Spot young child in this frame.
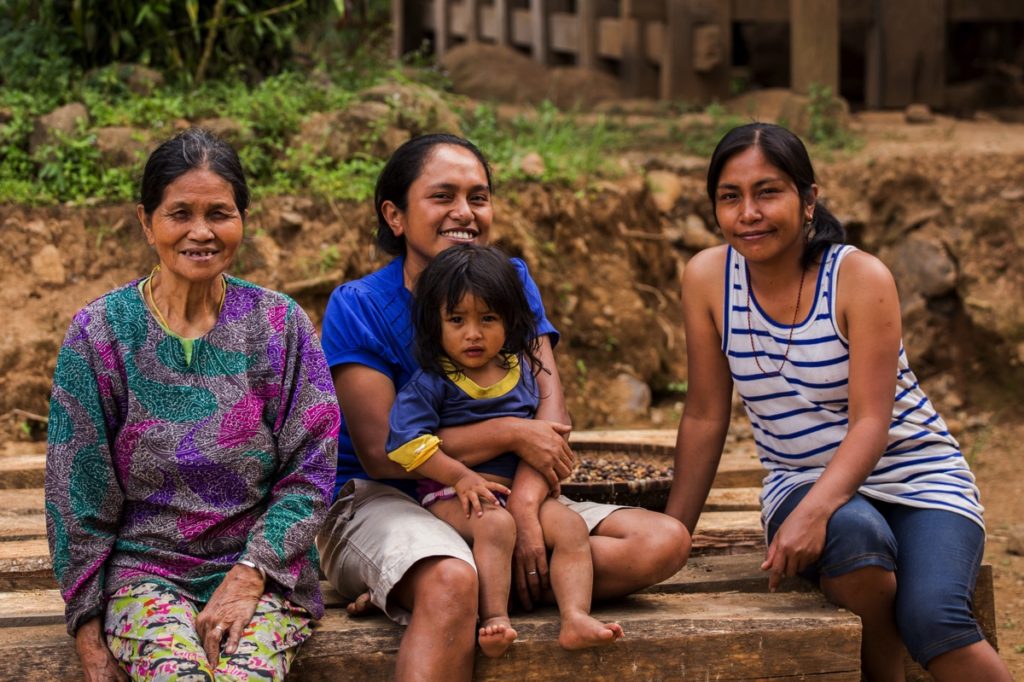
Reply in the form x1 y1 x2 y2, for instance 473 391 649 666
386 244 624 657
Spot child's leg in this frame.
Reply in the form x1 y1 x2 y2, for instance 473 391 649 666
429 498 518 657
538 499 624 650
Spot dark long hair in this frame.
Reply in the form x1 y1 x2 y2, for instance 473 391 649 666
706 123 844 269
374 134 493 256
412 244 543 378
139 128 249 217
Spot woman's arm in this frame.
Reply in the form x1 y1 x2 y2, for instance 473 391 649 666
199 308 339 655
45 313 125 638
760 252 900 588
438 335 574 486
664 249 735 533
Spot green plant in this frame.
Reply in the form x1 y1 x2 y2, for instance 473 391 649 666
666 381 688 395
318 244 341 273
33 127 137 204
805 83 861 152
460 101 626 185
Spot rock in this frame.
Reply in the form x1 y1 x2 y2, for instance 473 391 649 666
441 43 549 105
0 107 12 125
30 245 66 286
1000 188 1024 201
94 126 151 166
666 214 721 252
291 101 395 164
30 103 89 154
361 82 462 135
777 92 850 140
882 232 957 300
723 88 794 121
904 103 934 124
195 117 251 145
605 372 652 421
1007 526 1024 556
519 152 545 178
279 211 305 229
240 233 281 273
647 171 683 213
123 64 165 95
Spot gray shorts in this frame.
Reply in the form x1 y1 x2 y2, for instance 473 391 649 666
316 478 623 624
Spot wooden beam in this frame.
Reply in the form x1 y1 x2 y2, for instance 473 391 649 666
790 0 839 95
494 0 510 45
577 0 598 68
869 0 946 107
619 1 659 97
0 592 862 680
433 0 449 57
0 454 45 489
531 0 552 64
464 0 479 41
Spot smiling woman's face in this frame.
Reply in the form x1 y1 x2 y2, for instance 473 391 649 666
384 144 493 280
139 167 244 286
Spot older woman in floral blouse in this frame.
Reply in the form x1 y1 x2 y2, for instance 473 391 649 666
45 128 338 681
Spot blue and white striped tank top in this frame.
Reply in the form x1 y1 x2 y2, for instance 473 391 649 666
723 243 983 530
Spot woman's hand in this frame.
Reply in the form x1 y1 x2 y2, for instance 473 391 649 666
75 617 127 682
512 420 574 495
452 472 511 518
760 503 829 591
509 508 549 610
195 564 265 665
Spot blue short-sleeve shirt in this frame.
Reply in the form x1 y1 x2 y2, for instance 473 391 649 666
321 254 558 498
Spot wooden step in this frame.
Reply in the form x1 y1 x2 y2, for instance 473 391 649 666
0 591 862 681
0 455 45 490
0 510 768 592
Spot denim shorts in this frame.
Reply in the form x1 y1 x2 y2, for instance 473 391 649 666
767 483 986 668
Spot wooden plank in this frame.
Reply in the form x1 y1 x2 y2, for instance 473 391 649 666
0 592 862 680
870 0 946 107
0 454 46 489
0 539 55 591
660 0 690 100
0 589 64 627
705 486 760 511
790 0 839 95
464 0 479 41
577 0 598 68
692 510 763 555
494 0 510 45
434 0 449 57
548 12 578 54
948 0 1024 21
0 488 43 515
619 1 659 97
530 0 552 64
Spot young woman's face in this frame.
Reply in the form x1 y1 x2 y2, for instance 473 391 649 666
440 292 506 372
713 146 816 265
385 144 493 279
138 168 244 285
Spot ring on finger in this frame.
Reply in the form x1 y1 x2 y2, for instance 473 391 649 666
527 570 538 576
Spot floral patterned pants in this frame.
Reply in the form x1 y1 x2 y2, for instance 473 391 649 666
104 582 312 681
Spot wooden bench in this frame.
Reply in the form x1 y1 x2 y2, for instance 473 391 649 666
0 432 1001 680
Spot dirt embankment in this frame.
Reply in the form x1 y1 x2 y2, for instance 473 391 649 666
2 111 1024 675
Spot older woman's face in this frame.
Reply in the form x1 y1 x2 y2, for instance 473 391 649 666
139 168 244 285
387 144 493 278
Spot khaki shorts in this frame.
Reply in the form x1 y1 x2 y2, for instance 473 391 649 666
316 478 623 625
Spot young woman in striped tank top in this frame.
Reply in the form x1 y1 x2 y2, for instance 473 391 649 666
665 123 1010 681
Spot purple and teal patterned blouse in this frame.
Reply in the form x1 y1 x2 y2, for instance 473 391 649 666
45 276 339 635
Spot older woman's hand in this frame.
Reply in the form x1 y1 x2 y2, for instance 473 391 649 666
75 617 128 682
196 564 265 665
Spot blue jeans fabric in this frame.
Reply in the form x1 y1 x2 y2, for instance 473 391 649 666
766 483 986 668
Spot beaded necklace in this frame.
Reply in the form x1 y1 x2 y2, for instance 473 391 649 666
747 265 807 376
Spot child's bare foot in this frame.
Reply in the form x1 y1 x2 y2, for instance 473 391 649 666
345 592 378 617
558 611 624 650
478 617 518 658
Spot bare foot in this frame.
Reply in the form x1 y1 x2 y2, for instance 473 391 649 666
345 592 378 617
478 617 518 658
558 611 624 650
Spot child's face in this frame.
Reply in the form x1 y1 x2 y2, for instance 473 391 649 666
441 293 506 371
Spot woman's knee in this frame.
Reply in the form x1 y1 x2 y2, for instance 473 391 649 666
403 557 479 618
895 582 982 665
601 510 691 576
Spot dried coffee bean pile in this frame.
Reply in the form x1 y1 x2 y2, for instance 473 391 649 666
569 453 673 482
